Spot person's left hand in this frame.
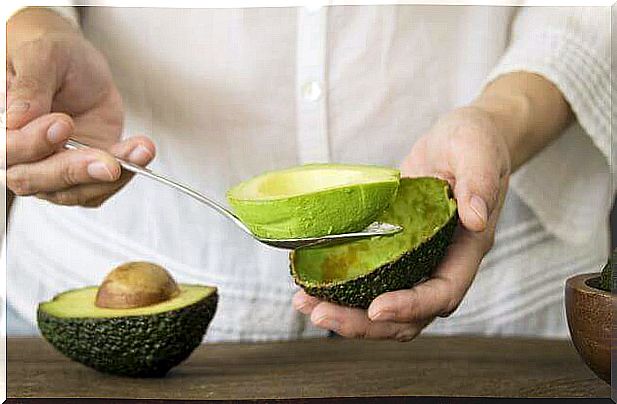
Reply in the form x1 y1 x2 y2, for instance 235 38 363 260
293 106 511 341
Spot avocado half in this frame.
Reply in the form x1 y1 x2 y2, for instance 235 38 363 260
227 163 400 239
291 177 458 308
37 262 218 377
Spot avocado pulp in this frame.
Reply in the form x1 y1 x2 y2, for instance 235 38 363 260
291 177 458 308
37 262 218 378
40 285 214 318
227 163 400 239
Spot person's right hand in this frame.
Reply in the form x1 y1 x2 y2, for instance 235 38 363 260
6 12 155 207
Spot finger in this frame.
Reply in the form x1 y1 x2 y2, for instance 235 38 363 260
109 135 156 166
6 113 74 166
7 40 59 129
399 137 429 177
368 226 485 323
36 174 131 208
7 149 121 196
34 136 156 207
368 279 461 324
451 156 502 233
292 290 321 315
402 134 501 233
69 88 124 149
444 119 511 233
310 301 422 341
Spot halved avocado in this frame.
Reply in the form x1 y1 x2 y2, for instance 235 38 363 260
291 177 458 308
227 163 400 239
37 262 218 377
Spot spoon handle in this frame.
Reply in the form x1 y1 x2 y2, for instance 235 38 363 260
64 138 251 234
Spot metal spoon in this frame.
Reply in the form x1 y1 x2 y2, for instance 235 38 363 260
64 138 402 249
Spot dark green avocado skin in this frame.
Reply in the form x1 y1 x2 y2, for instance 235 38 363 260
599 248 615 293
37 292 218 377
292 213 458 309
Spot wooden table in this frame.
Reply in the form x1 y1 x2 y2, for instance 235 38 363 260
7 336 612 402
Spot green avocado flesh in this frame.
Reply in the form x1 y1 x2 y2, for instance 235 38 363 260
227 164 400 239
291 177 458 308
37 285 218 377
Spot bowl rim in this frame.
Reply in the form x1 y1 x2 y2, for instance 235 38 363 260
566 272 614 299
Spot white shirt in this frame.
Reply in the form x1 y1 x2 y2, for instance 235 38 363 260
7 4 613 341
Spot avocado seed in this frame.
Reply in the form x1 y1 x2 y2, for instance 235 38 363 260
95 262 180 309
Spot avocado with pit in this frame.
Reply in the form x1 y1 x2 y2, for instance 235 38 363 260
37 262 218 377
291 177 458 308
227 163 400 239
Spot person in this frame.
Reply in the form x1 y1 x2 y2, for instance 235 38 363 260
5 4 613 341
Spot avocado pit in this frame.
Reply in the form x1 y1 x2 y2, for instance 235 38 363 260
95 261 180 309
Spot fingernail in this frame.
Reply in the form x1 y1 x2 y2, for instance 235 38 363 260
470 195 488 224
87 161 115 181
315 316 340 331
370 310 395 322
8 100 30 115
47 121 71 144
128 145 153 164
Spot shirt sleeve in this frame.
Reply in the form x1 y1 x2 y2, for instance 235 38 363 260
485 6 614 246
5 2 79 28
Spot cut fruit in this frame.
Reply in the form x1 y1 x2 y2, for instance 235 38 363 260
37 262 218 377
227 163 400 239
39 284 215 319
291 177 458 308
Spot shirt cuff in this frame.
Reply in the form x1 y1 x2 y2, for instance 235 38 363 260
484 29 613 246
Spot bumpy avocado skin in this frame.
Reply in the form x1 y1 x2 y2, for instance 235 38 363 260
599 249 615 293
37 292 218 377
291 213 457 309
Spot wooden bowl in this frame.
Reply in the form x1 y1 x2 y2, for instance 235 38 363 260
565 273 615 383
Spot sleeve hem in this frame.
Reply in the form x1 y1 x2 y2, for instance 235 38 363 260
485 29 611 170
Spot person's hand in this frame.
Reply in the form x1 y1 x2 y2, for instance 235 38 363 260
293 106 511 341
5 10 155 207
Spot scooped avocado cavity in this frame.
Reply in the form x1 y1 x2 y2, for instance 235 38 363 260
291 177 458 308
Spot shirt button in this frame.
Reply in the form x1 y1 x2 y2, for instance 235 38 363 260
302 81 322 102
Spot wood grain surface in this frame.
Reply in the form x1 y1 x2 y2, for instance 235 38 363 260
7 336 611 400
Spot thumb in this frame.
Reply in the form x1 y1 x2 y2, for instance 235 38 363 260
7 41 59 129
453 166 501 233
